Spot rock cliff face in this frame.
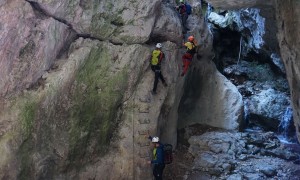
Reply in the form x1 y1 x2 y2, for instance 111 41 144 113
206 0 300 142
206 0 273 10
0 1 185 179
275 0 300 142
2 0 300 179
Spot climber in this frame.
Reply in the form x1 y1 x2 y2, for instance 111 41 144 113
181 35 197 76
147 136 165 180
176 0 189 33
150 43 167 95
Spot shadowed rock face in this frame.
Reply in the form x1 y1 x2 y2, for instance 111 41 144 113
275 0 300 142
178 59 243 130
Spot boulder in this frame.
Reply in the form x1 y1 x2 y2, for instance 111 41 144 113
152 3 183 45
248 88 290 130
178 60 243 130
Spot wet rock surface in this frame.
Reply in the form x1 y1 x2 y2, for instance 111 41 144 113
165 125 300 180
223 59 292 134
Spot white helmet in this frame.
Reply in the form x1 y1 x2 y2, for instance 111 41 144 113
152 136 159 143
156 43 162 49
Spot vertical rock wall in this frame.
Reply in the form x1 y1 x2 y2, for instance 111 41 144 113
275 0 300 142
0 0 184 179
0 0 260 179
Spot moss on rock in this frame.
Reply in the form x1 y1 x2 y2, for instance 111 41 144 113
67 44 129 166
20 100 38 139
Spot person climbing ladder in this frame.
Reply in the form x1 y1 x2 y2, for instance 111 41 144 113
176 0 189 33
150 43 167 95
181 35 197 76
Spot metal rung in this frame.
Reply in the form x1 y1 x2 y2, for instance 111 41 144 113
139 97 151 103
138 130 149 135
138 103 149 113
138 119 151 124
137 141 150 147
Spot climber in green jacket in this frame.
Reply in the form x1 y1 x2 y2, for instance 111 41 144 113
150 43 167 95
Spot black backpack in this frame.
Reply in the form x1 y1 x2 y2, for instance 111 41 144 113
163 144 173 164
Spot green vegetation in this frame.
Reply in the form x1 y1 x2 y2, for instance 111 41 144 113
20 101 37 139
91 14 114 38
68 44 129 166
17 100 38 179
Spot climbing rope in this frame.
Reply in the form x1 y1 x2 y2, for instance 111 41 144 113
237 36 242 66
131 105 135 179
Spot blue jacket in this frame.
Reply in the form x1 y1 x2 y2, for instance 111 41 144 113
149 136 164 165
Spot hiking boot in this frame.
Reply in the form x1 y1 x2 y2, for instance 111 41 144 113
163 82 168 87
151 90 157 95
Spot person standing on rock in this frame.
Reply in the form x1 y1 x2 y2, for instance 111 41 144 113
181 35 197 76
150 43 167 95
147 136 165 180
176 0 189 33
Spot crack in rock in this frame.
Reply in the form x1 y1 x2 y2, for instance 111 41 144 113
25 0 124 46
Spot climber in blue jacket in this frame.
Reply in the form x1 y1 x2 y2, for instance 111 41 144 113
147 136 165 180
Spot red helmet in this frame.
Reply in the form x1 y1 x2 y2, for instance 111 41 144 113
188 36 194 42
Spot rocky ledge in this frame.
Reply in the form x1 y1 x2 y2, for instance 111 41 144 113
165 125 300 180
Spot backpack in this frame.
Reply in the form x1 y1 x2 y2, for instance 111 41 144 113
163 144 173 164
185 3 192 15
151 49 163 65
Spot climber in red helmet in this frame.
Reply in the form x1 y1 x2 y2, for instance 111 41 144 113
181 35 197 76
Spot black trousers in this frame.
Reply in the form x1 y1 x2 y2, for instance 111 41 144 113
181 13 188 33
151 65 166 93
153 164 165 180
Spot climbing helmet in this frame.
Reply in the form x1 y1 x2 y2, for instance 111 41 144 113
156 43 162 48
152 136 159 143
